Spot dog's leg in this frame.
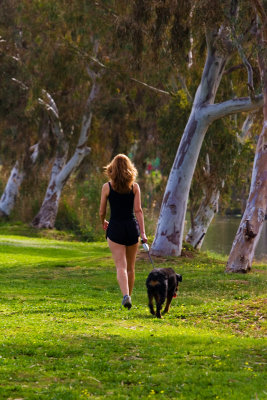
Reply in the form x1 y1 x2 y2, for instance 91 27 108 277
156 281 169 318
148 291 155 315
155 293 165 319
163 294 172 314
156 301 164 318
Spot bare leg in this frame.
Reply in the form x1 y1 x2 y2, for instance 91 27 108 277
126 242 138 296
107 238 128 296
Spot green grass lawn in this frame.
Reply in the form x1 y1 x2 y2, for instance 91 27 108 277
0 229 266 399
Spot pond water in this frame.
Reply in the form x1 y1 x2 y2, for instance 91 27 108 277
185 215 267 261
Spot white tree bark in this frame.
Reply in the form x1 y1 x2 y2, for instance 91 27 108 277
185 162 221 250
186 187 220 249
0 81 53 219
32 77 99 229
226 124 267 272
0 132 46 218
186 111 255 249
0 161 25 218
151 30 263 257
31 142 69 229
226 3 267 272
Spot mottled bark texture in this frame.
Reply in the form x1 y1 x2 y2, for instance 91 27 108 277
226 4 267 272
0 104 51 218
187 113 254 250
0 136 45 218
31 142 69 229
225 130 267 272
0 161 25 218
186 186 220 249
151 29 263 257
32 78 99 229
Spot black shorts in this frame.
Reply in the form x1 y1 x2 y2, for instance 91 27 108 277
106 218 140 246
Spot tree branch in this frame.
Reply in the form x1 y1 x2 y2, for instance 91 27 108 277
89 54 171 95
66 42 171 96
205 95 263 122
56 145 91 186
78 80 100 148
177 74 193 102
40 90 59 119
230 25 256 99
224 63 245 75
250 0 267 20
129 77 171 95
57 41 102 185
11 77 28 90
237 112 256 143
203 153 210 176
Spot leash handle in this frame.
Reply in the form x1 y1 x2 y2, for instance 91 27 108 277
141 239 149 252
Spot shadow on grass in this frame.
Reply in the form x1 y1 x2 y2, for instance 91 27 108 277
0 328 266 400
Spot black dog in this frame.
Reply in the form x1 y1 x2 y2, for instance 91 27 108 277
146 268 182 318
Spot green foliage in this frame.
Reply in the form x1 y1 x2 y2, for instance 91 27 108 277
157 89 191 175
115 1 193 69
0 232 266 399
53 172 107 242
55 200 81 232
0 0 263 238
157 83 258 216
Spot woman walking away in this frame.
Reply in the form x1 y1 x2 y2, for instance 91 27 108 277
99 154 147 309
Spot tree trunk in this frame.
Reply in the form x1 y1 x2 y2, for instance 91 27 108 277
225 128 267 272
151 113 211 256
0 142 42 218
185 186 220 249
32 78 99 229
31 138 92 228
186 112 254 250
0 161 25 218
226 3 267 272
31 143 69 229
151 30 263 257
0 115 49 219
151 33 227 256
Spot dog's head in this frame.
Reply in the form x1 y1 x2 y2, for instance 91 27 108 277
173 273 182 298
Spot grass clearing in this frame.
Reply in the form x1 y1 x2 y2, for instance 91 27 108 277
0 228 266 399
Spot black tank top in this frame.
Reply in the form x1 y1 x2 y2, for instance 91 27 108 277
108 182 135 221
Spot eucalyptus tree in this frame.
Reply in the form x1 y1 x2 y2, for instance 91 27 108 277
157 90 257 250
0 1 58 217
113 0 264 256
226 0 267 272
185 113 257 249
0 3 46 218
152 1 264 256
0 116 50 218
1 0 164 224
31 66 101 229
0 0 109 226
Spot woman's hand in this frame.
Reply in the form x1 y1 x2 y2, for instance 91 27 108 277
141 233 148 243
103 220 109 231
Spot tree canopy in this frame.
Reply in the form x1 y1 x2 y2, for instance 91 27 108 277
0 0 265 263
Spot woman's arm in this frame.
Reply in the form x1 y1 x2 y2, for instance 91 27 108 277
133 183 147 243
99 183 109 230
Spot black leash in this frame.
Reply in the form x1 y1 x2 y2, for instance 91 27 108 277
141 239 156 269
